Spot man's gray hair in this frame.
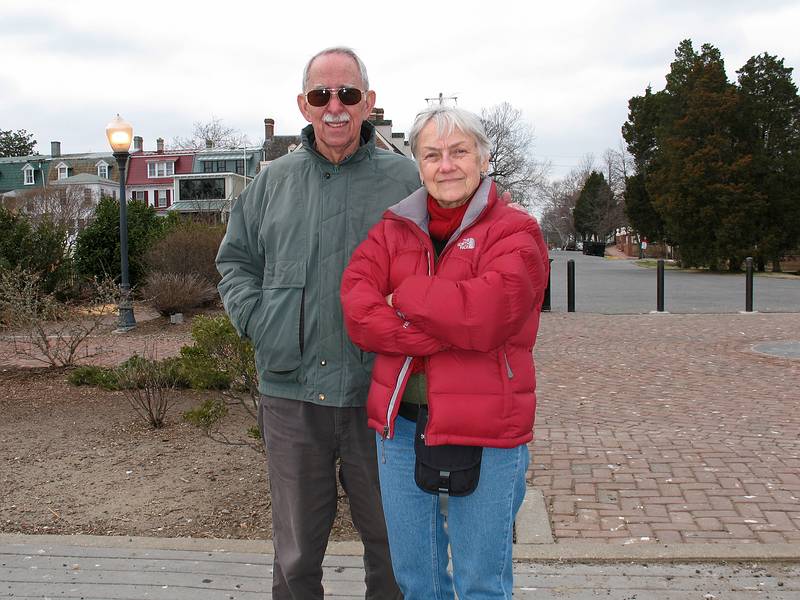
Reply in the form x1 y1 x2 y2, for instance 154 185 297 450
409 106 491 163
301 47 369 91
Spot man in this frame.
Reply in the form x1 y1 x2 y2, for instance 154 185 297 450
216 47 419 599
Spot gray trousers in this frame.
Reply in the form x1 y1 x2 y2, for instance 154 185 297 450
258 395 402 600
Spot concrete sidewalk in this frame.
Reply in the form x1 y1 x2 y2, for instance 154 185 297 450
3 533 800 599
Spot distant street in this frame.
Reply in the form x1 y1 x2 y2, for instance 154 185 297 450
546 250 800 314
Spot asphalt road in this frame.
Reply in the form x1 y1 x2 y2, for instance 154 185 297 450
545 250 800 314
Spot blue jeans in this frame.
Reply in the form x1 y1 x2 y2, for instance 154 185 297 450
377 415 529 600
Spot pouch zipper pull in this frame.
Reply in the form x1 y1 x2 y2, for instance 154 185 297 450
381 426 389 464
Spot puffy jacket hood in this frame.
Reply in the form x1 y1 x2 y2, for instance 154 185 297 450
386 176 496 244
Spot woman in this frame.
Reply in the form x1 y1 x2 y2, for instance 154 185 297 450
340 105 549 599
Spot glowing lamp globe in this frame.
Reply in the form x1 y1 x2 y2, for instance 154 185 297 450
106 114 133 153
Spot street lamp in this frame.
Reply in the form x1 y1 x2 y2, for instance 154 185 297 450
105 114 136 331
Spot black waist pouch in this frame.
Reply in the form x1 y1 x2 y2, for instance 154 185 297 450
414 406 482 497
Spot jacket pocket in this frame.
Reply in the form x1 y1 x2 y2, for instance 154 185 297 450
499 346 515 418
252 260 306 376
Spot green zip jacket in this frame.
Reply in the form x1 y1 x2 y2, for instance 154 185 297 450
216 122 421 406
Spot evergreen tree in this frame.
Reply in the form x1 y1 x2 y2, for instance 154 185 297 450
0 206 71 294
573 171 613 241
737 53 800 270
622 86 666 241
74 197 167 287
648 40 761 269
0 128 37 157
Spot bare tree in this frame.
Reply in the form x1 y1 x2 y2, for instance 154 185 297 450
480 103 549 209
171 116 251 150
0 269 118 368
4 186 96 247
537 155 595 248
601 142 633 200
597 143 632 238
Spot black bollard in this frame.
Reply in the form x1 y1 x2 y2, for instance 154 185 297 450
745 256 754 312
657 259 665 312
567 259 575 313
542 258 554 312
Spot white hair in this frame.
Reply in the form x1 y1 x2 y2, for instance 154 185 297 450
301 47 369 91
409 106 491 162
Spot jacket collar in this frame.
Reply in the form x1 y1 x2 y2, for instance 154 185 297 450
387 177 497 242
300 121 376 166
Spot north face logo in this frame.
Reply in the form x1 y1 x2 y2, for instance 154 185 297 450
457 237 476 250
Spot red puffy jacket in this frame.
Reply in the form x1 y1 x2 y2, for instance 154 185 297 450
341 178 549 448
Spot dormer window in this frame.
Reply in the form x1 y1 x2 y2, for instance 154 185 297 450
147 161 175 178
22 164 35 185
56 162 69 180
96 160 110 179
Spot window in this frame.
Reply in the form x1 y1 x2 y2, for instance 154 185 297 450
157 189 167 208
83 188 93 203
56 163 69 180
179 178 225 201
202 160 230 173
235 160 244 175
147 161 175 178
96 161 109 179
22 165 34 185
131 191 146 201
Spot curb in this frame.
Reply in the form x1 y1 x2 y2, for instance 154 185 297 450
4 533 800 564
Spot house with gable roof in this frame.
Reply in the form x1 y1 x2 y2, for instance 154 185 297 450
126 136 195 214
0 150 51 198
44 141 119 192
171 118 301 222
369 107 412 158
1 141 119 214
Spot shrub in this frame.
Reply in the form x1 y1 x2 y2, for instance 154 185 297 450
0 269 117 367
73 196 167 287
159 356 193 389
144 222 225 285
140 272 218 316
183 397 228 430
177 345 231 389
180 314 258 418
116 351 177 429
67 365 120 390
0 206 73 296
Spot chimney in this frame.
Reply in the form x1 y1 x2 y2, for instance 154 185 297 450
205 139 213 149
51 141 61 157
133 136 143 153
264 118 275 140
156 138 164 153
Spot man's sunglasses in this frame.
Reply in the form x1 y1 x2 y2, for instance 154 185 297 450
305 87 366 107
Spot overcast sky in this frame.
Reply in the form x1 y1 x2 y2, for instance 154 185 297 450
1 0 798 179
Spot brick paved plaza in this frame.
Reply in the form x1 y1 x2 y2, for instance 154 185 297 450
533 312 800 545
3 309 799 547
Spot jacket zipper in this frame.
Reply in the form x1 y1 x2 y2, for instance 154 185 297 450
381 356 414 462
381 246 434 460
503 350 514 379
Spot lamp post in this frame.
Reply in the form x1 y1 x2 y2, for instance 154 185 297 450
105 114 136 331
